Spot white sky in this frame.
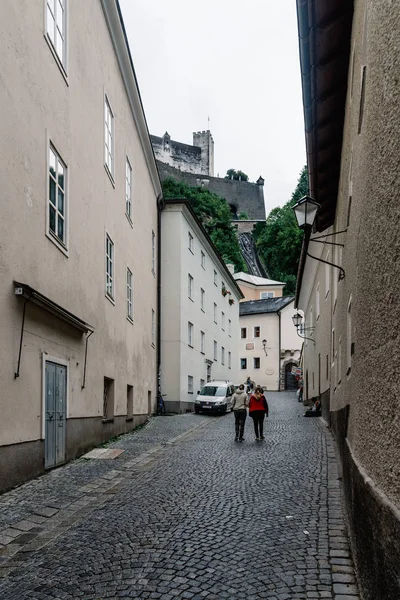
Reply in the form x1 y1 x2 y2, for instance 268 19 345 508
119 0 306 213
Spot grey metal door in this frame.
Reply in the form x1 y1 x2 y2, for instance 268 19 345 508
45 361 67 469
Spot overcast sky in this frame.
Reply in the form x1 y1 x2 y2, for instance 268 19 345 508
119 0 306 213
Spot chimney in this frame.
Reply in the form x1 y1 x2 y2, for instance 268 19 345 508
226 263 235 274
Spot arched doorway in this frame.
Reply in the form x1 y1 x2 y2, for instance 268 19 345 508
284 361 298 390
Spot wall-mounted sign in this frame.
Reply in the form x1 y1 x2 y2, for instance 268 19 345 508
246 343 254 350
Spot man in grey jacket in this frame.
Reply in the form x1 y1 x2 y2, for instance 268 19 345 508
232 384 249 442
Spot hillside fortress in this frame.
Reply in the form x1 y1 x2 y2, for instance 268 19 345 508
150 131 266 222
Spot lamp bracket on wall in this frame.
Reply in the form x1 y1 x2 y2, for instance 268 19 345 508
306 249 345 280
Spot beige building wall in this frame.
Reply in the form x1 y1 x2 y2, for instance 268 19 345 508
239 314 280 390
237 283 284 301
0 0 161 491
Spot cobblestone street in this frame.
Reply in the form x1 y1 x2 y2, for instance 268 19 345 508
0 393 359 599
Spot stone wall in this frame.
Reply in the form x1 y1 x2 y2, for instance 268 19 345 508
151 131 214 176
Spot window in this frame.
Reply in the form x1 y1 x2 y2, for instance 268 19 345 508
241 327 247 339
347 296 352 374
188 322 194 347
127 385 133 419
213 270 217 286
103 377 115 420
201 288 205 311
126 158 132 220
240 358 247 370
316 284 320 320
127 268 133 321
228 319 232 337
188 231 194 253
105 234 114 299
151 309 155 346
188 376 193 394
201 331 205 353
104 95 114 177
200 378 205 391
213 340 217 361
221 347 225 365
201 251 205 269
46 0 66 67
254 357 260 369
254 326 260 338
325 253 330 298
222 312 225 331
260 291 274 299
214 303 217 323
48 145 67 247
188 274 194 300
326 355 329 379
331 328 335 366
228 351 231 369
152 231 156 274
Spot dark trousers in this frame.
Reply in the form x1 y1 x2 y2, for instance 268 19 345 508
251 411 265 438
234 409 247 439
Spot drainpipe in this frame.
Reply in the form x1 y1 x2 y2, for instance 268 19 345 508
156 193 164 404
278 310 282 391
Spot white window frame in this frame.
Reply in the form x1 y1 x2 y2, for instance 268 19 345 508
213 270 218 286
151 309 156 346
188 376 194 394
221 346 225 365
127 268 133 322
253 326 261 338
200 331 205 354
228 319 231 337
104 95 114 180
213 303 217 323
45 0 67 71
228 351 231 369
47 143 68 253
201 250 205 269
188 274 194 300
260 291 274 299
213 340 217 361
240 358 247 370
241 327 247 339
105 234 114 301
221 312 225 331
188 322 194 347
200 288 205 311
188 232 194 253
152 230 156 275
126 157 132 222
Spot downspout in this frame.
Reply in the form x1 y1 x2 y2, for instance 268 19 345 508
156 193 164 404
278 310 282 391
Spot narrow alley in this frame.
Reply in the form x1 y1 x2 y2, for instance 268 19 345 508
0 393 358 599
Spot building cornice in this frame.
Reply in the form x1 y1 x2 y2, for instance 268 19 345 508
100 0 162 198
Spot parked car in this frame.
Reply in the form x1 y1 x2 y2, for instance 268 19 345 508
195 381 235 415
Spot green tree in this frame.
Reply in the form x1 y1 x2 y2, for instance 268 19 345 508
225 169 249 182
238 212 249 220
254 166 308 295
162 178 246 272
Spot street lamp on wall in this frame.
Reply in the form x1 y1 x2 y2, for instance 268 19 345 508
292 312 315 344
262 339 268 356
292 195 346 280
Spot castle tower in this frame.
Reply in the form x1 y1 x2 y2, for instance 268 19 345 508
193 130 214 176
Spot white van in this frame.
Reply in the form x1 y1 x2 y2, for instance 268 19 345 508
195 380 236 415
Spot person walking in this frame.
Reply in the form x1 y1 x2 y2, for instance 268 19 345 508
232 384 248 442
248 386 269 442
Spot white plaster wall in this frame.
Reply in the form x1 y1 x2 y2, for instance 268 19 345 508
238 313 280 390
0 0 158 445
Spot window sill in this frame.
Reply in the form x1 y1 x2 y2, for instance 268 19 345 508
188 391 193 394
188 297 194 302
201 308 205 313
346 367 352 377
151 343 155 349
188 344 194 349
102 418 114 424
44 34 69 86
188 248 194 255
126 417 134 422
104 164 115 187
105 293 115 306
46 231 69 258
152 269 156 278
127 316 134 325
214 283 218 287
125 213 133 228
201 265 205 270
200 351 205 355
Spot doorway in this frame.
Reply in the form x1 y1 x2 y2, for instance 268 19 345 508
285 362 298 390
44 360 67 469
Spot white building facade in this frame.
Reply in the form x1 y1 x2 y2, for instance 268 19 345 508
0 0 161 492
161 200 243 413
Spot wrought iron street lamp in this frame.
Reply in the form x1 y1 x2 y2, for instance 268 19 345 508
292 312 315 344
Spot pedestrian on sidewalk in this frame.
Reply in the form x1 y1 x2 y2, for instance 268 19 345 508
249 386 269 442
232 384 248 442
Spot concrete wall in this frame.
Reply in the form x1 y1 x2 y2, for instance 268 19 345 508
157 162 266 221
0 0 159 490
161 203 241 413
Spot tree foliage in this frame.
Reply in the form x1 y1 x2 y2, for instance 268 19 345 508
162 178 246 272
254 166 308 295
225 169 249 182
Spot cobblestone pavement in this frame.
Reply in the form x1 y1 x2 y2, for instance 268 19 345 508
0 393 359 599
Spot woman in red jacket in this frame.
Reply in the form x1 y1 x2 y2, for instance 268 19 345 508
248 386 269 441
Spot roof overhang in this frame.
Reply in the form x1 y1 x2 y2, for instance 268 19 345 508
296 0 354 232
14 282 94 333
